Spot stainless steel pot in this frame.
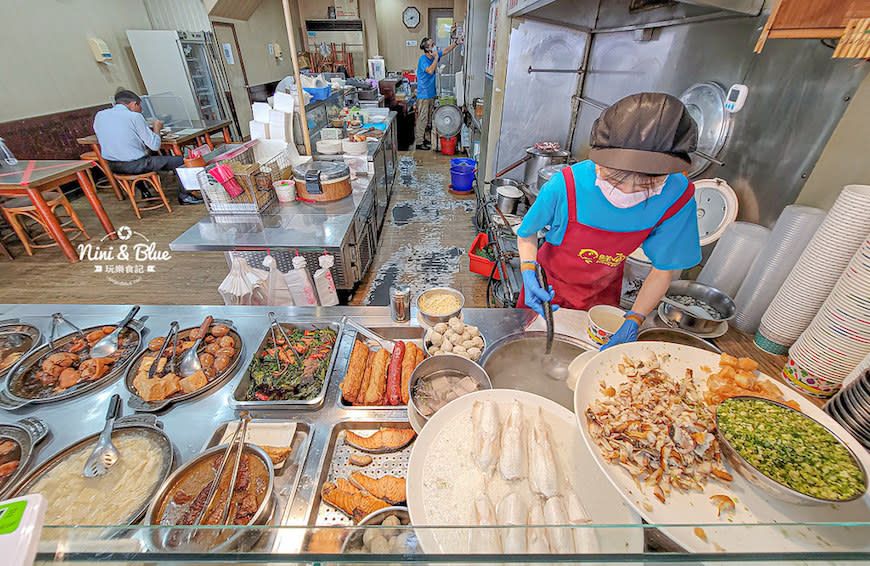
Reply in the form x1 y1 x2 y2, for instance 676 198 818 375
659 280 736 334
537 164 565 192
408 354 492 423
523 147 569 188
488 177 524 199
495 184 524 215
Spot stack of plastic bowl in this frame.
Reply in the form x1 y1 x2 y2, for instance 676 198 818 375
731 205 826 334
697 222 771 297
758 185 870 354
783 236 870 399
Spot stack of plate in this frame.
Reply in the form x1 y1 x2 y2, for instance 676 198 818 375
783 236 870 398
825 368 870 450
732 205 826 334
697 222 771 297
758 185 870 354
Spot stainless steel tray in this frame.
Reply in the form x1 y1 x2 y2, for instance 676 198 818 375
232 320 343 410
125 319 244 413
0 320 42 381
306 421 414 527
201 419 313 551
0 417 48 499
336 326 426 410
0 320 147 410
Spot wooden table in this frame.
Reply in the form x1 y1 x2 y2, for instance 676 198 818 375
76 119 234 196
0 160 116 263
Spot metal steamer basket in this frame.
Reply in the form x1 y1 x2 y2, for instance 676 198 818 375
9 414 175 526
233 320 344 410
145 443 275 553
0 319 147 410
0 320 42 381
197 143 287 215
125 320 245 412
0 417 48 499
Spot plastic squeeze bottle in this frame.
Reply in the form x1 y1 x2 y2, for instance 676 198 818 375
284 254 319 306
313 253 339 306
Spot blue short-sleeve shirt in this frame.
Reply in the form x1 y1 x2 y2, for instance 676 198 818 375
516 160 701 271
416 50 442 100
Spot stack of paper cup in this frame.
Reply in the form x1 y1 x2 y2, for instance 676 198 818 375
697 222 771 297
783 236 870 398
731 205 826 334
758 185 870 354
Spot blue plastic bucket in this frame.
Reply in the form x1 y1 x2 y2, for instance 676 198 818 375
450 157 476 169
450 164 475 192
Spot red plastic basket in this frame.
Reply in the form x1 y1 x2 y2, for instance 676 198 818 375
468 233 500 280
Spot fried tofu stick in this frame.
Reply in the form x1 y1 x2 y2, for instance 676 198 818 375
355 350 375 406
341 341 370 403
364 349 390 405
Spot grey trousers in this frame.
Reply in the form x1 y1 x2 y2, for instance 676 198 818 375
106 155 184 175
415 97 434 146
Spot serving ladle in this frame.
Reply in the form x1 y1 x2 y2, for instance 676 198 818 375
90 305 140 358
179 315 213 377
83 394 121 477
535 264 569 381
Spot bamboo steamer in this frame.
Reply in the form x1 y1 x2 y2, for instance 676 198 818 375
292 161 352 202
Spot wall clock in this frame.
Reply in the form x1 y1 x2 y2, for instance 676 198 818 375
403 6 421 29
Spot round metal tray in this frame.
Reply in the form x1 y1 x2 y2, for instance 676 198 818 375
0 321 42 381
145 442 275 553
9 415 174 525
125 320 244 413
0 417 48 499
0 322 145 410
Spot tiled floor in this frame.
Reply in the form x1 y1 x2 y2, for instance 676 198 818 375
0 151 491 307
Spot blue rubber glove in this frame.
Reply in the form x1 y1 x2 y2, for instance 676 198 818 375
600 312 641 351
522 268 559 318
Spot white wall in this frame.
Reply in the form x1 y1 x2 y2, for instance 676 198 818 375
144 0 211 32
374 0 455 71
0 0 153 121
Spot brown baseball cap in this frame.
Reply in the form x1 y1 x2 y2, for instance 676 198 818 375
588 92 698 175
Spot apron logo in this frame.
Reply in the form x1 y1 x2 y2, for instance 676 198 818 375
577 248 626 268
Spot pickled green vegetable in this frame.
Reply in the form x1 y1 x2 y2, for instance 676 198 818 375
718 398 865 500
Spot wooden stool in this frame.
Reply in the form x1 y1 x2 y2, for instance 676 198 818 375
1 192 90 256
80 152 123 201
114 172 173 219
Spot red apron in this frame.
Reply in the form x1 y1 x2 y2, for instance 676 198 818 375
518 166 695 312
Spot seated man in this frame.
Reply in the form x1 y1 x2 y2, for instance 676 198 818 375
93 90 202 205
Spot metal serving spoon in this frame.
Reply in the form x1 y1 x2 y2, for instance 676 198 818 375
179 315 213 378
90 305 140 358
83 394 121 477
659 296 714 320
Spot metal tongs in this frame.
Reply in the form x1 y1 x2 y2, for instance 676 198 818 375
268 312 300 374
48 312 87 351
186 412 251 539
149 321 180 380
341 316 393 350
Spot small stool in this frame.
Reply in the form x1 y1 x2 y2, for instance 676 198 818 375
80 152 123 201
1 192 90 256
114 172 173 219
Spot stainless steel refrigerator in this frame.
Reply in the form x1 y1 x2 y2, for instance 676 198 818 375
127 30 231 125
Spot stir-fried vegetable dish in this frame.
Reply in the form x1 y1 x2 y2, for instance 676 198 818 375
245 327 336 401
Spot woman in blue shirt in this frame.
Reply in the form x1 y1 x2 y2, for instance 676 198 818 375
517 93 701 350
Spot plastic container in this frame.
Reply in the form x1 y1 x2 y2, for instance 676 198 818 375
450 163 474 192
697 222 771 297
440 136 457 155
313 253 339 306
273 180 295 202
468 233 501 280
302 85 332 101
284 255 319 306
450 157 476 169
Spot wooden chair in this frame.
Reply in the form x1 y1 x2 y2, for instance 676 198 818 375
80 152 124 200
1 192 90 256
114 172 173 219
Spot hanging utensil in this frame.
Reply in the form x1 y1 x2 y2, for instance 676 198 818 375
535 264 569 381
48 312 87 351
341 317 394 350
89 305 141 358
268 312 300 374
179 316 213 378
218 415 251 525
82 394 121 477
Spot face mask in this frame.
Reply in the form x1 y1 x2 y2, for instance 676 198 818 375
595 175 664 208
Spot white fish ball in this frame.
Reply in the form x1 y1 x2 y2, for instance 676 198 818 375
453 345 468 356
468 347 482 361
449 332 465 345
462 339 476 349
429 332 444 346
428 345 439 356
460 331 472 343
363 527 379 548
466 325 480 337
434 350 448 355
440 340 453 353
448 318 464 332
369 535 390 554
471 336 484 348
443 329 457 343
433 322 448 334
392 532 415 553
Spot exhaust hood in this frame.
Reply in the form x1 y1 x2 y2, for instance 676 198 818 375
675 0 763 16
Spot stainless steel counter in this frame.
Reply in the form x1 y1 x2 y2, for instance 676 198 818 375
0 304 532 551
